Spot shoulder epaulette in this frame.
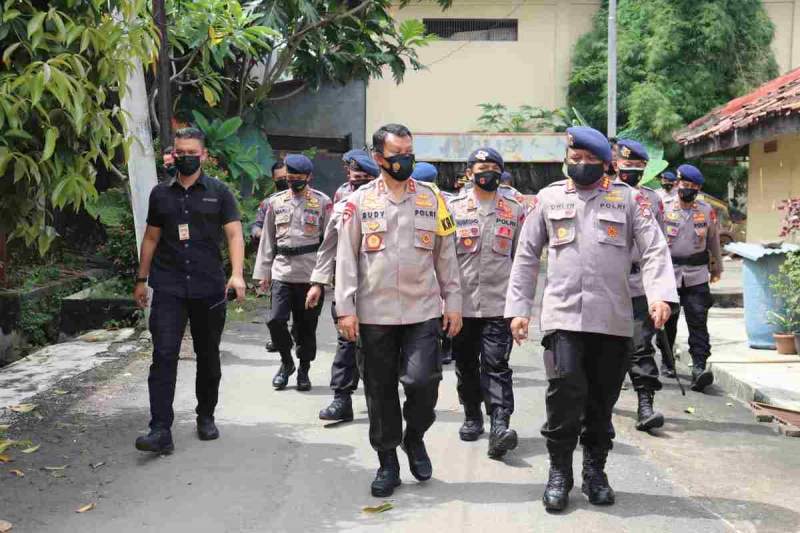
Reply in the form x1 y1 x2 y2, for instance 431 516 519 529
546 179 568 188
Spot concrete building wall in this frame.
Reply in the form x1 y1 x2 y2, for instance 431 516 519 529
764 0 800 74
747 133 800 242
366 0 600 137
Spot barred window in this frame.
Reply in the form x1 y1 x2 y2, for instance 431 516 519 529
423 18 518 42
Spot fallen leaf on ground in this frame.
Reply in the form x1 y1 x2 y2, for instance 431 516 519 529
0 440 16 453
76 503 95 513
9 469 24 477
685 407 696 414
0 454 11 463
726 402 734 407
0 519 13 532
53 390 69 396
33 411 44 421
50 471 66 478
0 425 9 433
20 444 40 454
8 404 36 414
90 462 105 469
43 465 67 471
362 502 393 514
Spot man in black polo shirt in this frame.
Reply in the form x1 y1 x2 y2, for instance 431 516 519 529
133 127 246 453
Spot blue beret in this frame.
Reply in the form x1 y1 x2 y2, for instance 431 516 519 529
351 154 380 178
616 139 649 161
661 171 677 182
677 164 704 186
500 171 513 183
468 147 504 170
342 149 369 163
411 162 438 183
566 126 611 162
285 154 313 175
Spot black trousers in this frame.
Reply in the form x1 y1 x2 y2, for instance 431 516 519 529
329 301 358 396
541 330 631 453
148 290 226 430
665 282 713 368
358 318 442 452
267 280 323 364
452 317 514 414
627 296 662 392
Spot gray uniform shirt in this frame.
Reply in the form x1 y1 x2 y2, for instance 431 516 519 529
309 200 345 286
663 197 723 288
252 188 332 283
450 189 524 317
335 177 462 325
504 177 678 338
657 188 677 203
627 185 666 298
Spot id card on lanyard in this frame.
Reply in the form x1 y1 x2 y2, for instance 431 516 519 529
179 224 190 241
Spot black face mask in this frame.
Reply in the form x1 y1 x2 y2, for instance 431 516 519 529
175 155 201 176
566 163 605 186
275 179 288 192
165 164 178 178
381 153 415 181
350 178 371 190
473 170 501 192
661 182 674 192
289 179 307 192
618 168 644 187
678 188 699 203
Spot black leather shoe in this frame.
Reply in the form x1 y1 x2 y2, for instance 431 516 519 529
487 409 518 459
690 367 714 392
635 389 664 431
582 447 615 505
272 362 296 390
297 364 311 391
402 433 432 481
660 362 676 379
441 350 453 365
459 417 484 441
265 339 278 352
542 451 574 511
197 416 219 441
319 395 354 422
371 450 401 497
135 428 174 454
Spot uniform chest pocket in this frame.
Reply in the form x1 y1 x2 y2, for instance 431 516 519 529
547 209 576 247
197 197 220 216
597 210 626 247
274 209 291 237
666 223 680 237
302 209 322 236
362 232 386 253
456 235 480 254
414 215 437 251
694 223 707 240
493 222 515 256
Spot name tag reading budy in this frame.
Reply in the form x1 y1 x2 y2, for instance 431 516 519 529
179 224 190 241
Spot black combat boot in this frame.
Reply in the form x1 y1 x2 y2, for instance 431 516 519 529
196 415 219 441
371 450 401 497
542 451 574 511
296 362 311 391
582 447 615 505
635 389 664 431
458 404 484 441
690 364 714 392
272 353 295 390
319 394 354 422
402 430 433 481
265 339 278 352
660 361 676 379
135 428 174 454
487 408 518 459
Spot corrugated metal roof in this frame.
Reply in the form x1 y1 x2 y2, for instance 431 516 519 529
674 67 800 146
724 242 800 261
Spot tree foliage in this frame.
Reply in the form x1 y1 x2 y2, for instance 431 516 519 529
0 0 158 254
568 0 778 193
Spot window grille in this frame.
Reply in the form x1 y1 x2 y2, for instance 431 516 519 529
423 18 518 42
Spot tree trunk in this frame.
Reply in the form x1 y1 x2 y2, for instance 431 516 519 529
153 0 172 150
0 231 6 287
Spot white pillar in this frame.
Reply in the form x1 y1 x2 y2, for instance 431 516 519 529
607 0 618 138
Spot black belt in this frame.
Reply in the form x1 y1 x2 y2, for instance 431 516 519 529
277 243 320 257
671 250 709 266
630 262 640 275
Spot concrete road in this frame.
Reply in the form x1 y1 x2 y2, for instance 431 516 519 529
2 301 800 532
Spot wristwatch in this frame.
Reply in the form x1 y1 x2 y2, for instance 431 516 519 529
135 277 148 284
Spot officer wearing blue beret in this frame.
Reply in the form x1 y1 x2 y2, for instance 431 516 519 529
411 162 438 183
663 164 723 392
506 126 678 511
658 170 678 202
334 149 372 203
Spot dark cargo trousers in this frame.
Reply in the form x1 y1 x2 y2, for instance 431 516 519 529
627 296 663 392
665 282 713 369
148 290 226 430
358 318 442 452
267 280 323 365
541 330 631 453
452 317 514 414
330 300 358 396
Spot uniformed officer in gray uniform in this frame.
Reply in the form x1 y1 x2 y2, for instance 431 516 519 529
336 123 462 498
253 154 332 392
333 149 371 203
449 148 524 459
614 139 670 431
657 170 678 203
663 164 723 392
505 126 678 512
306 154 380 422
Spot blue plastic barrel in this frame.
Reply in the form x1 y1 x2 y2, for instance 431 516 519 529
726 243 800 349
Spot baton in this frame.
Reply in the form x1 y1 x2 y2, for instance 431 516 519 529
658 328 685 396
